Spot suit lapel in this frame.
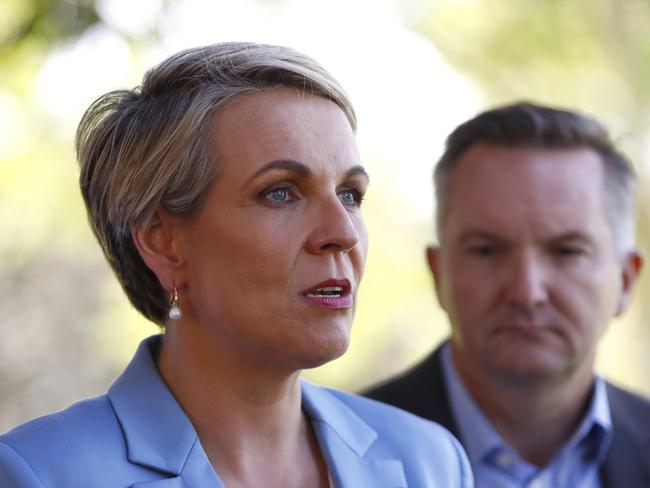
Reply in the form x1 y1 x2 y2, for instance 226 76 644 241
418 344 460 438
366 343 460 439
130 478 185 488
601 383 650 488
302 381 407 488
108 336 224 488
131 441 225 488
109 337 423 487
313 426 406 488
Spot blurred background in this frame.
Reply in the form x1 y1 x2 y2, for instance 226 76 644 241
1 0 649 432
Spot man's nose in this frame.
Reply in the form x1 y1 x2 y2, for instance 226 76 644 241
305 196 360 255
505 250 548 308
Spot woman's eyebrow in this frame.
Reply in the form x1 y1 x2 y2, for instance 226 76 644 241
246 161 369 184
246 159 311 184
344 165 369 182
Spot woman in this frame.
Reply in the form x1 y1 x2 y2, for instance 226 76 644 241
0 42 472 487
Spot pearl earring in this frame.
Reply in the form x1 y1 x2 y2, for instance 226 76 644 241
168 287 182 320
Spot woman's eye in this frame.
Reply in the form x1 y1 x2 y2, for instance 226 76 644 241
261 186 295 206
338 188 363 207
268 188 288 201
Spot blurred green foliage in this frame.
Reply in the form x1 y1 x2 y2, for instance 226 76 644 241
1 0 99 86
1 0 98 46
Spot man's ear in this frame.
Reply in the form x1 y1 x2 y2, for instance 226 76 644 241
426 245 446 311
131 209 185 292
615 248 644 316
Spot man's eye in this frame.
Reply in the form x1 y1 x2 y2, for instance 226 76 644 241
555 246 584 257
467 245 496 257
338 188 364 207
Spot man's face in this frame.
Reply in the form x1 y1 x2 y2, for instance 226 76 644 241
429 143 642 385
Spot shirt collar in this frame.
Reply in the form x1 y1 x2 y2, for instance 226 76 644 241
440 341 613 469
564 373 612 464
440 343 504 468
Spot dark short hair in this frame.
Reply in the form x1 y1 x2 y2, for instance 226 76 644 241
434 102 636 253
76 42 356 326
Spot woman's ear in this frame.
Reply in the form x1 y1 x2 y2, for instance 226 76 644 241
131 209 185 291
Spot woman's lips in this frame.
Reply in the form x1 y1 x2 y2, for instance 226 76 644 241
300 278 353 309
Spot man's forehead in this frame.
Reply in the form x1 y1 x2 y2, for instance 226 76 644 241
443 144 610 239
454 142 603 172
450 143 605 197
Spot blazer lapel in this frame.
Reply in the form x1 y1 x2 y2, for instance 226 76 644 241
108 336 224 488
109 337 415 487
130 478 185 488
131 441 225 488
302 381 407 488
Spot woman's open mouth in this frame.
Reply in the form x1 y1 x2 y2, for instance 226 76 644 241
301 279 353 309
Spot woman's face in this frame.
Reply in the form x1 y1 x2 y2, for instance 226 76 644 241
175 88 368 371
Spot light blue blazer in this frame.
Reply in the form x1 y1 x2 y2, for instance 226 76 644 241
0 336 472 487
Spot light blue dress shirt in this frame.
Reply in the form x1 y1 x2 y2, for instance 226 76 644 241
441 343 612 488
0 335 473 487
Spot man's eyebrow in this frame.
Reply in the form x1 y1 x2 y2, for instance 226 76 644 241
457 229 506 244
546 231 596 245
456 229 596 246
246 159 312 184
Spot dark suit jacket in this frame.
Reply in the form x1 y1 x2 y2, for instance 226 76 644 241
364 342 650 488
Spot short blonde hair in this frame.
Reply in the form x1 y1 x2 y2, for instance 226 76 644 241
77 42 356 325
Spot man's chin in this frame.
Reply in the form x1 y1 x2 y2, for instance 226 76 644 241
456 340 573 386
489 350 571 386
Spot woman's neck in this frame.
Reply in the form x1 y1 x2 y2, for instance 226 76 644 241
157 323 329 487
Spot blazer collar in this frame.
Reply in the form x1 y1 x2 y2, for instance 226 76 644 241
302 381 407 487
107 336 405 487
107 335 199 476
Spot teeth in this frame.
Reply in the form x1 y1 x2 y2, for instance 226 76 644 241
306 286 344 297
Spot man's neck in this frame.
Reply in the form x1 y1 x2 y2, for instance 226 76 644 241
451 347 595 467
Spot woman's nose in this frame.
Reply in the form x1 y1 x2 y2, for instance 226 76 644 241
305 197 360 255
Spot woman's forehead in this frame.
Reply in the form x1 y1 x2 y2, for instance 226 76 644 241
211 88 360 179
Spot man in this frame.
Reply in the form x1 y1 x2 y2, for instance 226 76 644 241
365 102 650 487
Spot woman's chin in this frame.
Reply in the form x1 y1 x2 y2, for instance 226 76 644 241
293 329 351 370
